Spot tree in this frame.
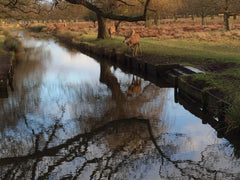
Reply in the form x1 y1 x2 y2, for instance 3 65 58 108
52 0 151 39
148 0 184 25
217 0 240 30
1 0 151 38
45 2 89 22
0 0 50 21
189 0 217 26
84 11 97 27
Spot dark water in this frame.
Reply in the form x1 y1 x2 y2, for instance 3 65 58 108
0 34 239 179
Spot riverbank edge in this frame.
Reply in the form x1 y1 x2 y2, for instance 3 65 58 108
0 51 14 87
53 35 240 138
0 31 23 97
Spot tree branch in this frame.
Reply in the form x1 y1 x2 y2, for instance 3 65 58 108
62 0 151 21
117 0 135 7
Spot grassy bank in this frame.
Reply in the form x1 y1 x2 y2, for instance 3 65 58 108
56 31 240 64
0 25 22 50
54 30 240 133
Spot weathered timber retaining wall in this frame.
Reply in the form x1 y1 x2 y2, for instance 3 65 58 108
178 79 230 122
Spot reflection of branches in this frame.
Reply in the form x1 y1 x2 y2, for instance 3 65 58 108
0 118 145 179
0 118 143 165
0 118 151 179
0 117 239 179
156 137 238 179
0 103 67 179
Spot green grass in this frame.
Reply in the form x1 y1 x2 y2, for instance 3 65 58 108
141 38 240 64
57 32 240 66
77 34 240 64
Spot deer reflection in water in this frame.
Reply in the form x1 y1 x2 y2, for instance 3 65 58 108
126 76 142 96
98 61 167 128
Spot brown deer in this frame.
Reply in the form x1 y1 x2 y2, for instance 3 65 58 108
108 25 116 38
123 30 142 56
126 76 142 96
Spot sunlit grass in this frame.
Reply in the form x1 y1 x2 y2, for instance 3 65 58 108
77 34 240 66
142 38 240 63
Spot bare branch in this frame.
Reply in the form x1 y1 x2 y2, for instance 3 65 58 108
117 0 135 7
63 0 151 21
4 0 18 8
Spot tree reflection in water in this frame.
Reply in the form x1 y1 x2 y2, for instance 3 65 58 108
0 43 50 132
0 117 239 179
0 36 240 179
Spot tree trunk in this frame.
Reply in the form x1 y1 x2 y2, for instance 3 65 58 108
97 14 110 39
114 21 121 31
145 18 151 27
173 14 178 20
224 13 230 31
201 15 205 26
154 16 161 26
100 62 125 102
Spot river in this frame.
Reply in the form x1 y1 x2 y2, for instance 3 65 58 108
0 33 239 179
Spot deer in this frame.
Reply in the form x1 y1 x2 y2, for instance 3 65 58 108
126 76 142 96
123 29 142 57
108 25 116 38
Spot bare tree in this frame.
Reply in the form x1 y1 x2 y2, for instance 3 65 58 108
50 0 151 39
217 0 240 30
147 0 184 25
189 0 217 26
0 0 52 21
1 0 151 38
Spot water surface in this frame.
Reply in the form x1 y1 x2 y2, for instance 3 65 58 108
0 34 239 179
